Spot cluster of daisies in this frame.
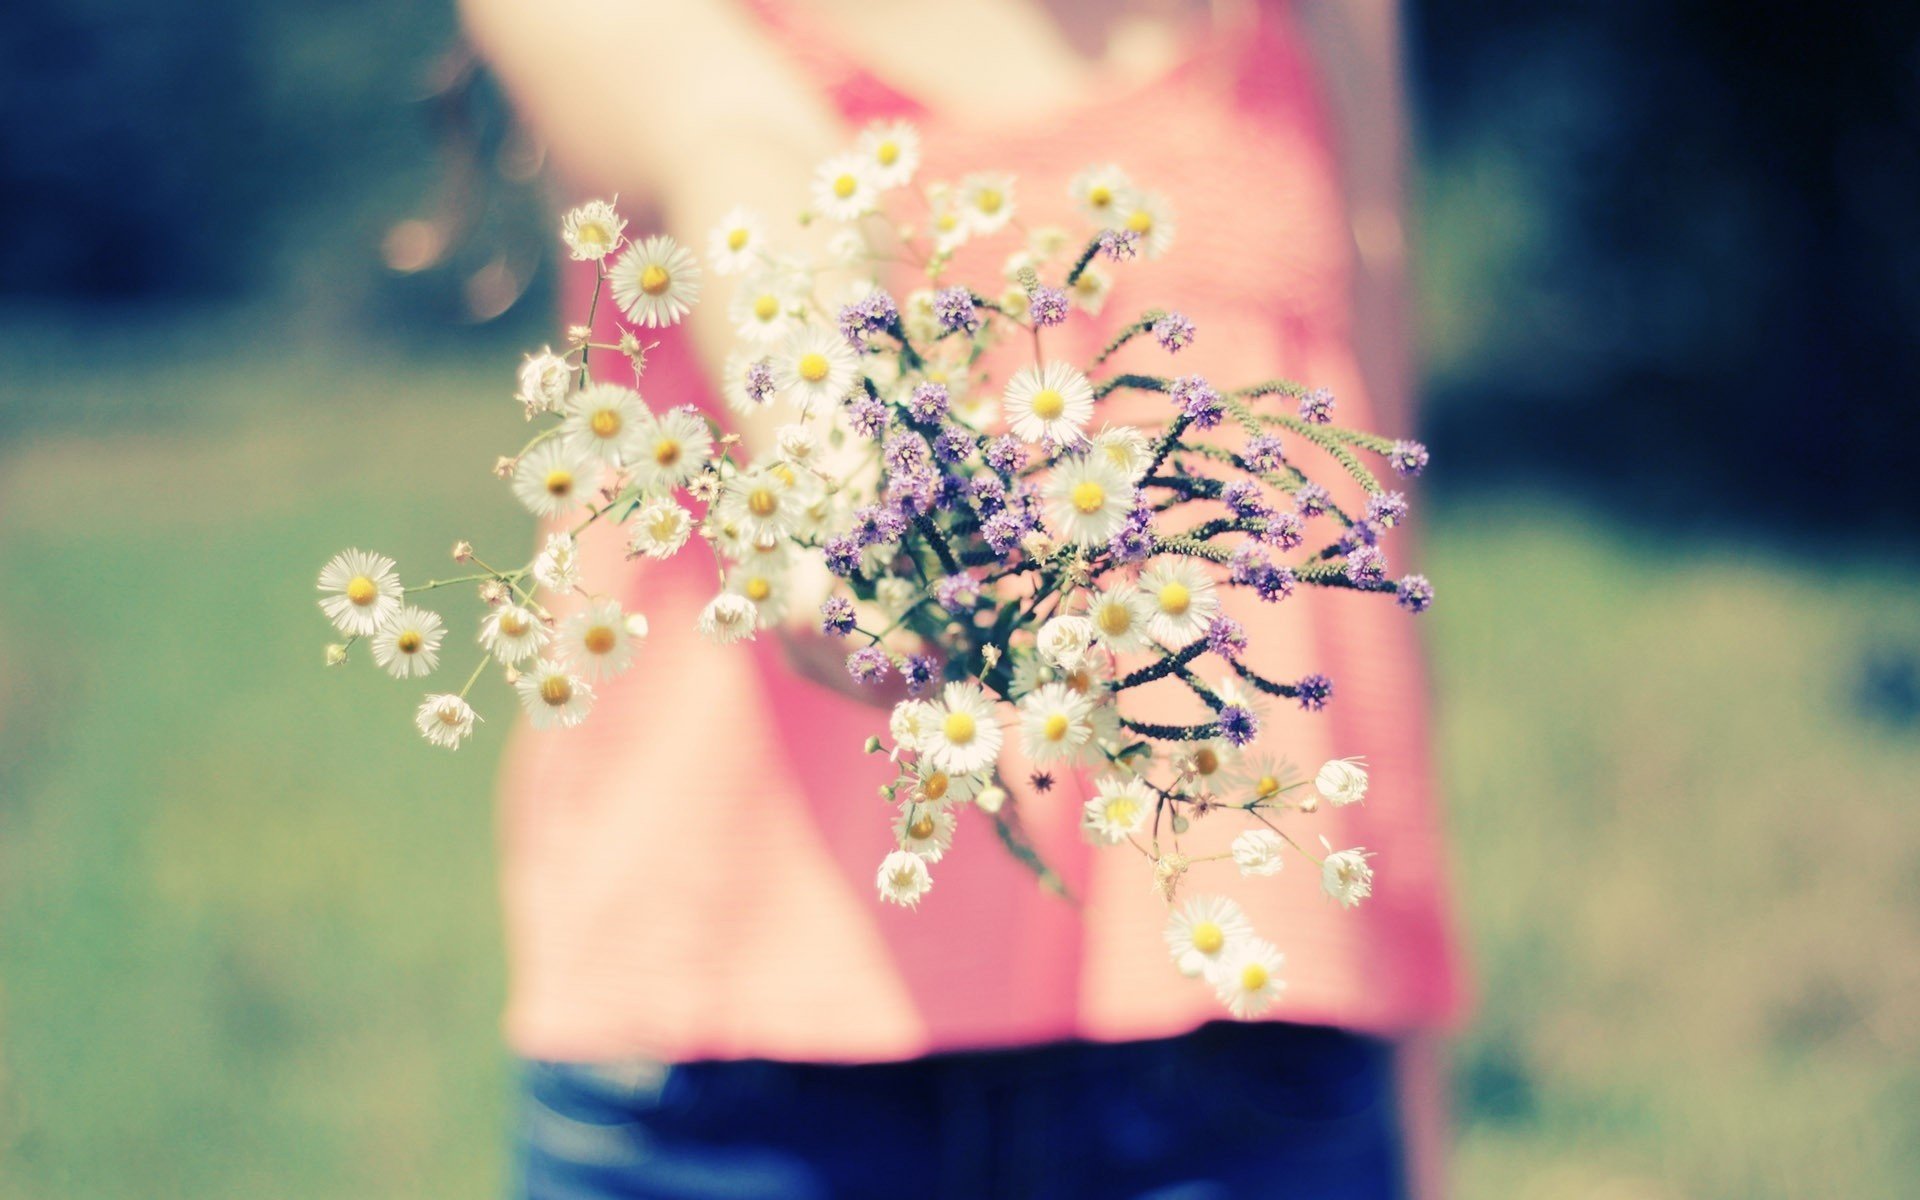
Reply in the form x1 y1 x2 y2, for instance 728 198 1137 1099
316 121 1434 1018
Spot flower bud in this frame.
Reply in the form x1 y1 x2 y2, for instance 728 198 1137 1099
452 541 474 563
324 643 348 667
975 785 1008 814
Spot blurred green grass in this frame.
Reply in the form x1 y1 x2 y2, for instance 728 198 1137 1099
1 340 1916 1198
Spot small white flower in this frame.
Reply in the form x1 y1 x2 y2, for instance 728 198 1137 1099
889 700 939 754
856 120 921 189
479 604 549 665
1322 846 1375 909
1231 829 1287 878
515 659 595 729
696 593 759 645
1036 615 1096 671
812 153 879 221
532 533 580 593
560 382 650 466
1315 757 1370 807
725 561 790 623
626 497 693 559
774 423 818 465
1047 454 1135 547
1069 164 1136 223
893 804 957 862
1082 773 1153 845
925 185 972 253
1085 581 1154 654
921 680 1003 777
957 172 1016 234
910 764 985 807
630 406 713 494
370 605 444 679
511 441 599 518
1139 557 1221 646
716 465 803 544
1109 189 1176 258
728 273 802 344
559 596 638 681
1020 682 1098 766
776 326 861 413
414 693 479 749
1175 739 1238 788
876 849 932 907
706 206 767 275
560 198 625 261
1003 361 1095 445
609 234 701 328
515 347 572 416
1228 751 1298 806
1164 894 1252 978
974 784 1008 814
1089 424 1150 481
1069 265 1112 315
317 549 403 637
872 575 917 619
1212 937 1286 1018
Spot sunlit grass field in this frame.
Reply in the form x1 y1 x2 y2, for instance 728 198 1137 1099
1 337 1915 1198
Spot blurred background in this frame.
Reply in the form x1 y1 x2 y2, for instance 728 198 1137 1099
2 1 1917 1196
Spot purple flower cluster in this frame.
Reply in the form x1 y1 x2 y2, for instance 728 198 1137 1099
982 506 1038 555
1222 480 1267 521
743 358 776 406
1345 543 1388 586
1206 615 1247 660
846 646 891 685
1299 388 1335 425
1243 434 1285 473
1294 673 1333 711
1294 482 1331 519
1153 311 1196 353
901 653 940 696
906 381 950 423
935 572 979 613
983 435 1026 476
819 595 856 637
1365 490 1409 528
933 286 980 334
846 390 888 440
883 431 931 475
824 536 861 577
1261 509 1304 551
1028 284 1070 328
1169 374 1224 429
1099 229 1140 262
838 290 899 350
1229 546 1296 602
1389 439 1429 477
851 502 909 547
933 423 975 465
1217 704 1259 747
970 474 1008 514
1395 574 1435 613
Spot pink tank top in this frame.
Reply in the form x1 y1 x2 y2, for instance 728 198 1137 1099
499 0 1466 1063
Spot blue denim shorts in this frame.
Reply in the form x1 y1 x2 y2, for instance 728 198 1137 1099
513 1021 1405 1199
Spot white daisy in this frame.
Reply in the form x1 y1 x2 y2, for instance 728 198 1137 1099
1315 757 1370 807
957 172 1016 235
629 407 713 494
1139 557 1221 646
728 273 802 345
370 604 444 679
1111 189 1176 258
479 604 549 665
716 465 803 545
1322 846 1375 909
696 592 759 645
1164 894 1253 978
609 234 701 328
893 804 957 862
1089 424 1151 482
559 596 638 681
856 120 921 189
921 680 1003 777
812 153 879 221
909 763 985 808
1019 682 1097 765
1228 751 1299 807
1085 581 1154 654
776 326 861 413
515 659 595 730
414 693 479 749
706 206 767 275
317 549 403 637
560 198 625 262
1003 361 1095 445
1069 164 1136 224
531 533 580 593
889 700 939 755
925 185 973 254
1231 829 1287 878
1035 614 1096 671
1047 454 1135 547
774 422 818 465
1082 773 1154 845
1069 265 1112 315
560 382 649 466
626 497 692 559
511 440 598 518
515 347 572 417
1175 739 1240 789
725 560 790 623
875 849 932 908
1212 937 1286 1018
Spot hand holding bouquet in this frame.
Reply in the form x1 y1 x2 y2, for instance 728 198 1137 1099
315 123 1434 1019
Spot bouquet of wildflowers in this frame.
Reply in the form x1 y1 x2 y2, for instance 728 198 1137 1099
315 122 1433 1018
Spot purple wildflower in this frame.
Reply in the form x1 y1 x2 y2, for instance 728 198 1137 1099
1262 509 1304 551
1396 574 1435 613
1028 284 1069 328
1222 480 1267 520
1294 673 1333 711
1098 229 1140 262
983 435 1026 476
1243 434 1285 472
935 573 979 613
933 424 975 465
901 653 940 696
1253 563 1296 603
1170 374 1224 429
1294 482 1332 519
1365 491 1409 528
819 596 856 637
1206 615 1248 660
1389 440 1430 477
846 391 888 440
1107 524 1154 564
1218 704 1259 747
886 468 937 515
1228 546 1270 587
846 646 891 685
907 381 950 424
744 358 777 406
1031 771 1056 793
933 286 980 334
934 473 970 512
883 431 931 475
824 536 861 577
970 474 1008 514
1299 388 1335 425
982 509 1033 555
838 289 900 350
1345 543 1388 586
1153 311 1196 353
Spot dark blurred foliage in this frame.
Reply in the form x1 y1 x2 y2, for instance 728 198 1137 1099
2 0 1915 534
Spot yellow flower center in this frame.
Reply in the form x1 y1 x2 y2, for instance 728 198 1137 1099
1191 921 1224 955
936 212 959 232
747 488 778 518
1042 713 1070 742
1065 669 1093 693
1088 185 1113 208
876 140 900 166
888 865 920 889
833 173 858 199
576 221 612 249
974 188 1004 214
544 469 573 496
1125 210 1153 234
744 576 772 602
1070 481 1106 514
1095 602 1131 637
498 611 530 637
1103 442 1132 469
797 352 830 383
1158 582 1191 615
942 711 976 745
396 629 423 654
1030 388 1065 420
1076 273 1101 296
1193 747 1220 776
639 263 671 295
909 814 936 840
752 293 779 321
921 772 949 801
726 227 750 251
1256 775 1281 799
1240 963 1269 992
583 625 617 655
436 705 465 727
539 675 573 706
652 439 681 467
589 408 622 438
772 463 797 487
345 575 378 606
649 512 681 540
1103 795 1141 828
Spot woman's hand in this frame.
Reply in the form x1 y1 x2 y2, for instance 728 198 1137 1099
776 625 910 710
